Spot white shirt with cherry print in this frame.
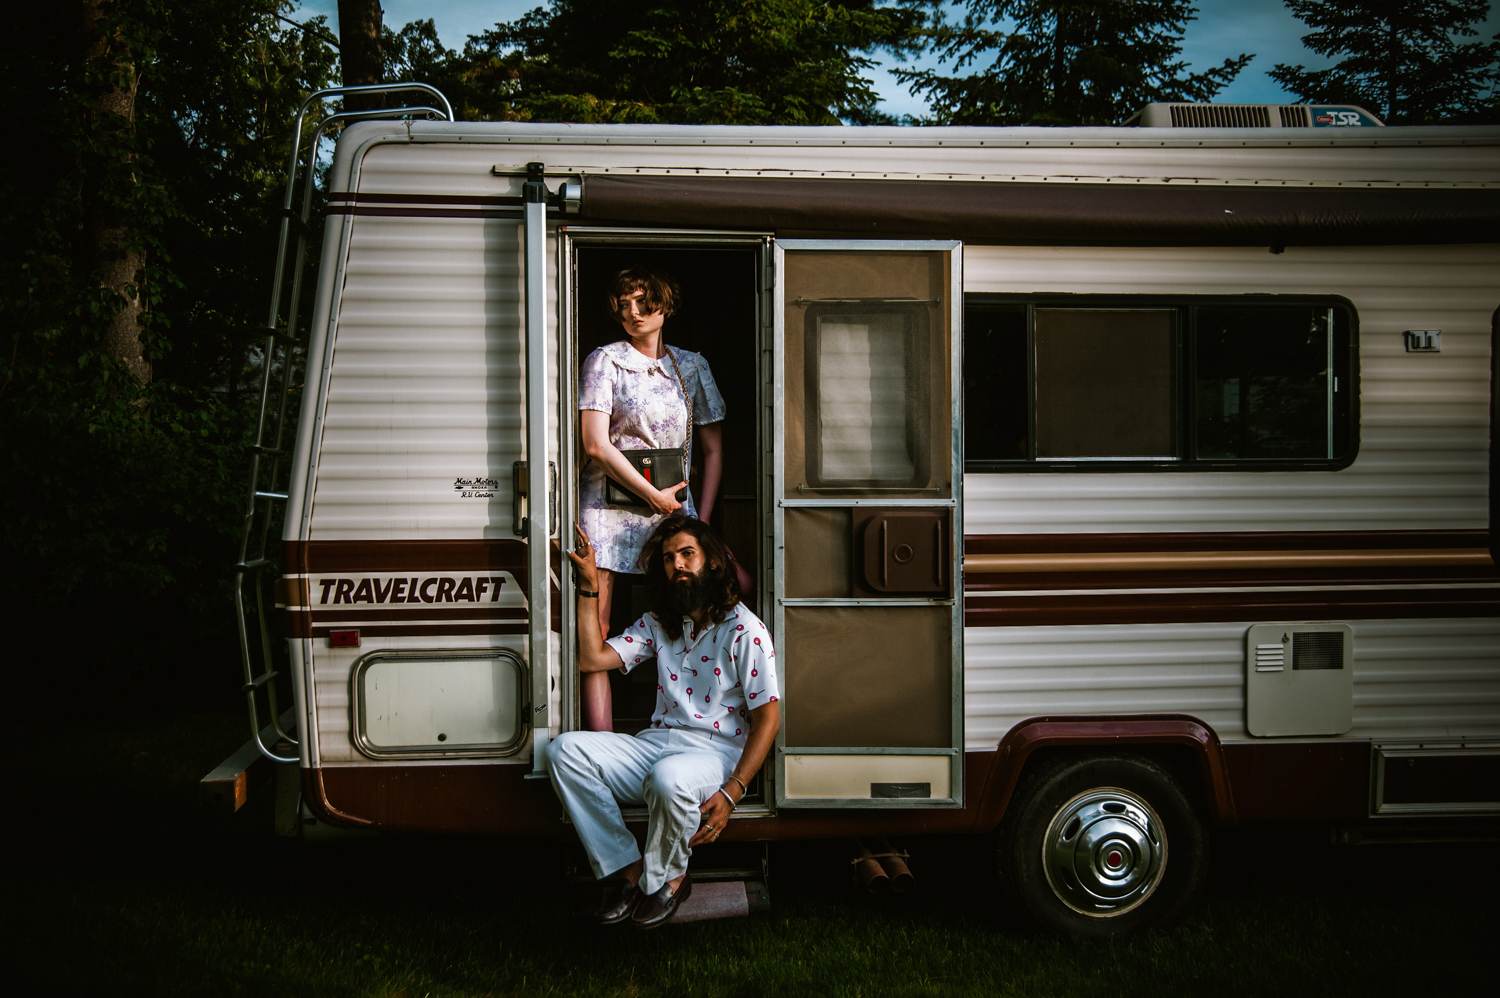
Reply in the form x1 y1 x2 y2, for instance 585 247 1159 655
605 601 778 751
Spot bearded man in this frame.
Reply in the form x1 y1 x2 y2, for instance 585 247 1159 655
550 515 779 929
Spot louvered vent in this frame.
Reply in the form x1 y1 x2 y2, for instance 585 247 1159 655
1277 105 1311 127
1254 642 1286 672
1293 631 1345 670
1126 102 1382 127
1169 104 1271 127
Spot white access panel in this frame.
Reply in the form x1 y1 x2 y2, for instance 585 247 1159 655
1246 623 1355 737
352 649 528 759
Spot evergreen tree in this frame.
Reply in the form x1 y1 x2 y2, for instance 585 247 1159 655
383 0 926 126
896 0 1251 125
1 0 339 707
1269 0 1500 124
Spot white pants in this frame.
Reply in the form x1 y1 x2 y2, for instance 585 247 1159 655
546 727 739 895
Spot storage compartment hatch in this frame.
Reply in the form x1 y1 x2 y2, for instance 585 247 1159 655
351 648 529 759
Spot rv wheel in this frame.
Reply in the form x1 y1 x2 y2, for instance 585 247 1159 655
997 754 1208 937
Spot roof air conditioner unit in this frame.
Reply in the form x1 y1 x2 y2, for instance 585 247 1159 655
1123 103 1383 128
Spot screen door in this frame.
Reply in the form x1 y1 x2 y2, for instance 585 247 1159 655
773 240 963 808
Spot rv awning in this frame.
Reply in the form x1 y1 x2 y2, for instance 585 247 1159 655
578 174 1500 246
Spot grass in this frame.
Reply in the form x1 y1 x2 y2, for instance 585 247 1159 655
2 712 1491 997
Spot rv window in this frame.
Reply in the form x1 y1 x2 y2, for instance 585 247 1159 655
963 306 1028 461
963 297 1356 472
1194 306 1349 461
1035 309 1176 459
802 302 933 489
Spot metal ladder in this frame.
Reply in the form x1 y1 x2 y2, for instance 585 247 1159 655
233 83 455 764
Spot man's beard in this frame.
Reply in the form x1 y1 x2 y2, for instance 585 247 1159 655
663 567 710 619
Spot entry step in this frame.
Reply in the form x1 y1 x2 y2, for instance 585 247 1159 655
670 878 771 924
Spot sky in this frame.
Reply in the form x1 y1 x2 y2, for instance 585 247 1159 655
293 0 1499 120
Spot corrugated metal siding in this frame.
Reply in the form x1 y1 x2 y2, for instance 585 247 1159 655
308 135 1499 764
963 618 1500 750
391 121 1499 187
306 211 560 539
962 244 1497 534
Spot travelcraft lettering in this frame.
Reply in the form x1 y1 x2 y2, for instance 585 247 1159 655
318 575 507 605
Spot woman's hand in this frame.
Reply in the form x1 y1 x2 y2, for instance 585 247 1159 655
646 480 688 516
566 524 600 590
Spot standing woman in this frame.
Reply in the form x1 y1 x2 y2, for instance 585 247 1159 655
577 266 726 731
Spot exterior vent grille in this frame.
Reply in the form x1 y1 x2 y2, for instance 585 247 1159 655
1126 103 1382 127
1169 104 1271 128
1254 642 1286 672
1277 105 1310 127
1293 631 1345 670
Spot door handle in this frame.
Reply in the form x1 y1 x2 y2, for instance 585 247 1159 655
512 461 527 536
512 460 558 537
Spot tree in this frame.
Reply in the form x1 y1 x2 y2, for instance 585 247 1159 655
337 0 383 110
78 0 152 384
896 0 1252 126
382 0 926 125
1269 0 1500 124
1 0 338 708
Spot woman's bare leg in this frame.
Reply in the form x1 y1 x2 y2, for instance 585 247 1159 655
581 568 615 732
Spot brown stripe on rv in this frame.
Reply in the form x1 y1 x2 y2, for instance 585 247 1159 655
961 529 1499 590
578 175 1500 246
967 565 1500 591
965 548 1492 575
964 529 1491 554
964 586 1500 627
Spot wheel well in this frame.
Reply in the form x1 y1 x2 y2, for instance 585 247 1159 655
1004 743 1218 825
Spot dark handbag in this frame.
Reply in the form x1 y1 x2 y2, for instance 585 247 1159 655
605 449 690 507
605 347 694 509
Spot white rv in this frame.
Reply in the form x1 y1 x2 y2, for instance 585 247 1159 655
227 86 1500 935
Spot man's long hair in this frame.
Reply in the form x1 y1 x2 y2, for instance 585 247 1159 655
642 515 739 642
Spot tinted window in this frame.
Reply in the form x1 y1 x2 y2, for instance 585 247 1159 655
963 297 1356 471
1035 309 1176 459
1195 306 1349 460
963 305 1028 461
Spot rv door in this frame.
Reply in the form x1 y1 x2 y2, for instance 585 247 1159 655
772 240 964 808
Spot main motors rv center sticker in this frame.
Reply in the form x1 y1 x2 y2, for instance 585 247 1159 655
454 476 499 498
306 572 526 608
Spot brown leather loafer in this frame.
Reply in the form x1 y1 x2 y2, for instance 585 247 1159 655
631 873 692 930
594 878 641 926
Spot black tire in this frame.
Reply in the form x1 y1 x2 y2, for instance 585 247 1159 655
996 753 1209 937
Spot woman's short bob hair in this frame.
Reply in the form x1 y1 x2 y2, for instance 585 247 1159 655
608 265 682 319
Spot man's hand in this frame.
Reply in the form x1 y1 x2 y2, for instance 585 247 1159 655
690 788 734 847
567 524 623 674
565 523 600 589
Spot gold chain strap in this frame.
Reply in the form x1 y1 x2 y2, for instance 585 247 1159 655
662 346 692 464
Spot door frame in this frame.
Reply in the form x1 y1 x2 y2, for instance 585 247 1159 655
556 227 776 749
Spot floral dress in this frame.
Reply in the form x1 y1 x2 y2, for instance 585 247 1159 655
579 341 727 574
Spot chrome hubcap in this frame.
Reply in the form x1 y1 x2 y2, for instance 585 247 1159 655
1041 787 1167 917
